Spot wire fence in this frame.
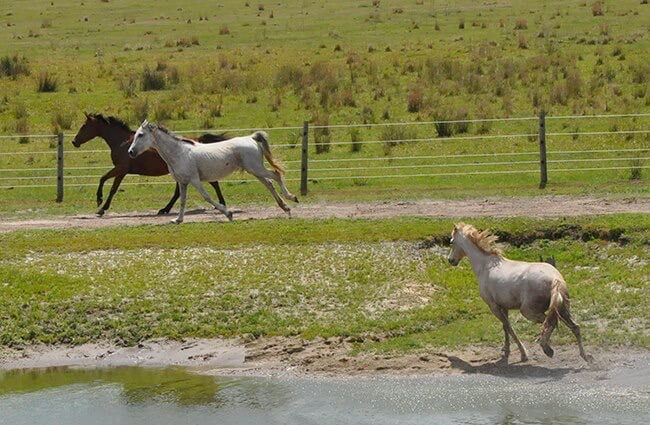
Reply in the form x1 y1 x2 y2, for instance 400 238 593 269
0 112 648 195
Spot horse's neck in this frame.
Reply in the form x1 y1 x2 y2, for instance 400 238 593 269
99 125 133 150
460 236 497 277
152 130 188 170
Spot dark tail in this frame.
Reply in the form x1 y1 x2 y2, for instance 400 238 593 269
253 131 285 175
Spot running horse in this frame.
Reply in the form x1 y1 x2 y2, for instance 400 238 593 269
128 120 298 224
447 223 592 363
71 113 228 216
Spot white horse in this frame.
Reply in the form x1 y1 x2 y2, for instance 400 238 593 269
447 223 592 363
128 120 298 224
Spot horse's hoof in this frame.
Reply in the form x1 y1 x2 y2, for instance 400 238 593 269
170 218 182 224
583 353 594 363
96 199 103 207
541 344 554 358
226 211 234 222
157 209 170 216
96 209 105 217
293 196 299 203
520 354 529 363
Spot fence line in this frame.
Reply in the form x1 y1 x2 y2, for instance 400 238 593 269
1 111 649 197
3 165 647 190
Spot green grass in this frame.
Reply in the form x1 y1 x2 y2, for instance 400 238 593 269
1 215 647 352
0 0 648 215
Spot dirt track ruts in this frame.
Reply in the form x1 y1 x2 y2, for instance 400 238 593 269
1 195 648 233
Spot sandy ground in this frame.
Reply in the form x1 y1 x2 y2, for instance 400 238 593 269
2 336 647 382
0 196 648 233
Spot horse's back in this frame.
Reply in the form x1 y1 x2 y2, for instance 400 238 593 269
191 136 261 181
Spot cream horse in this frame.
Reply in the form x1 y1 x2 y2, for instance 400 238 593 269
128 120 298 223
447 223 592 363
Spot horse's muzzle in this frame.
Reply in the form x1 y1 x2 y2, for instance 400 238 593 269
71 140 81 148
128 148 137 159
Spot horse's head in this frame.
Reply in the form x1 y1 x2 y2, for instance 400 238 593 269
447 224 466 266
128 119 154 158
72 112 105 148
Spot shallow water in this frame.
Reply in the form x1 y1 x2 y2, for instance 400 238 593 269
0 366 648 425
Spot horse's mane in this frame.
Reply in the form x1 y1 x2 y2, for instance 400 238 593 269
455 222 502 256
153 124 229 145
89 113 132 132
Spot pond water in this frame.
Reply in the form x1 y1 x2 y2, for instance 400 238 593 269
0 366 648 425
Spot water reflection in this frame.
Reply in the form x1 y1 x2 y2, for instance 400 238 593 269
0 367 221 406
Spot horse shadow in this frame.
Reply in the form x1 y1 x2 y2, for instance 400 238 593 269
442 354 582 381
74 208 245 220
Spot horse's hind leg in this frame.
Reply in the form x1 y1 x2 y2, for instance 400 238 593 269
521 306 556 358
539 312 558 358
268 170 299 203
255 176 291 216
158 183 180 215
97 173 125 216
209 181 226 206
191 181 233 221
557 302 593 363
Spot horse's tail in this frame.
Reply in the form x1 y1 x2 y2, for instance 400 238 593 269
543 278 566 330
253 131 285 175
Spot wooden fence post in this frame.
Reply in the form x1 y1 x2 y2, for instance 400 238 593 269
56 132 64 202
538 110 547 189
300 121 309 196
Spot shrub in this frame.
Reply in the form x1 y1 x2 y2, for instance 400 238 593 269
629 159 643 180
458 18 465 29
15 117 29 144
407 83 424 113
119 75 138 97
312 111 330 154
349 128 362 152
51 110 74 131
36 72 58 92
514 18 528 30
219 26 230 35
0 54 30 79
141 66 166 91
591 1 604 16
517 33 529 49
432 105 471 137
274 64 304 91
380 126 418 156
153 101 173 122
132 97 150 123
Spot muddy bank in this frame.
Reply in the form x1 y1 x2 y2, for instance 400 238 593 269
1 196 648 233
2 336 647 380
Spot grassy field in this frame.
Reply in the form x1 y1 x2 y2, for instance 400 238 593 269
0 1 648 215
0 215 648 352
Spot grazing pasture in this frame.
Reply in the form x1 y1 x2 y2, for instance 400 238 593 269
0 1 648 217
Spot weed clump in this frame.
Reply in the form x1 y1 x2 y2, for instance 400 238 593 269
36 72 58 92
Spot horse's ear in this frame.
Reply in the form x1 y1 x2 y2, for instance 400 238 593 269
84 111 90 118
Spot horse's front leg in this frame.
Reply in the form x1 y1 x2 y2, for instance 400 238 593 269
96 167 120 207
158 183 180 215
490 305 528 363
97 173 126 216
171 182 188 224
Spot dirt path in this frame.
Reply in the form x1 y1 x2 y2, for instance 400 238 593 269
2 336 647 381
1 196 648 233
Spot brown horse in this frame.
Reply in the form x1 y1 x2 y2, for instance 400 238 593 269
71 113 228 216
